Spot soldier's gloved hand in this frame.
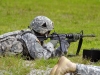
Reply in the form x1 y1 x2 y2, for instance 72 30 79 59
73 34 80 41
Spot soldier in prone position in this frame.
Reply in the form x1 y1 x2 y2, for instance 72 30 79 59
0 16 70 59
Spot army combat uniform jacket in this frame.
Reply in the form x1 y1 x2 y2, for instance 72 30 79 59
0 29 52 59
0 29 70 59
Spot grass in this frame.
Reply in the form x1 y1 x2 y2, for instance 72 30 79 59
0 56 31 75
0 0 100 74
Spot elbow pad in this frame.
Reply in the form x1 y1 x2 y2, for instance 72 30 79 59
43 42 55 52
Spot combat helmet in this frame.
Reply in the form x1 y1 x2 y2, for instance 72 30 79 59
29 16 54 34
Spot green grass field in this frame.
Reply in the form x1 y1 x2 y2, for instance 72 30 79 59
0 0 100 75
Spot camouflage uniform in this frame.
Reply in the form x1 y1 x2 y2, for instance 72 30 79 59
0 30 23 56
0 16 70 59
0 29 54 59
73 64 100 75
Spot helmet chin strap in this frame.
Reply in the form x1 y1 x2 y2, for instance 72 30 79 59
45 33 48 38
44 31 51 38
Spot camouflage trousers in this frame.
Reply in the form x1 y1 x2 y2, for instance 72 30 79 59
0 36 23 56
74 64 100 75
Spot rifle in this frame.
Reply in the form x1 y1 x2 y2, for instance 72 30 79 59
37 30 95 56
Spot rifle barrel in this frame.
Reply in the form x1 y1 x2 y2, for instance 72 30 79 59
82 34 95 37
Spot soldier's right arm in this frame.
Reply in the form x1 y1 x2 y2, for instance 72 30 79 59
21 32 55 59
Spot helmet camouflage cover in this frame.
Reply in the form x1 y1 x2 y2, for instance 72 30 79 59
30 16 54 34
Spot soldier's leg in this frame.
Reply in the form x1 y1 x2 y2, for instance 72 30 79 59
50 56 100 75
76 64 100 75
